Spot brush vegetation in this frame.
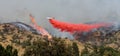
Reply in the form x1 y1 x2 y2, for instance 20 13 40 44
0 23 120 56
0 44 18 56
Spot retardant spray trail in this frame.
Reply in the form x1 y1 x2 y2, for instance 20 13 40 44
29 14 52 40
47 17 117 41
48 17 111 33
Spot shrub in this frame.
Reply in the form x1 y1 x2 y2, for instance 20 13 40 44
81 45 120 56
0 44 18 56
24 37 80 56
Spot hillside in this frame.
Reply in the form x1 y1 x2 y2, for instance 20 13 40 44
0 22 120 56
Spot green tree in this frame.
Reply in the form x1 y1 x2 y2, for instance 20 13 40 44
0 44 18 56
24 37 81 56
72 42 79 56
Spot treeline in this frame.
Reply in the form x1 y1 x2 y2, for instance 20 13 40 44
0 37 120 56
23 37 120 56
24 37 80 56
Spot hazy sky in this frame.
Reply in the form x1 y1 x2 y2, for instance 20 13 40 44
0 0 120 38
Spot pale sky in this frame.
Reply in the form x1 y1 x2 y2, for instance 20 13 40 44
0 0 120 38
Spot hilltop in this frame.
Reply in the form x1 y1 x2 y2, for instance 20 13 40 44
0 22 120 56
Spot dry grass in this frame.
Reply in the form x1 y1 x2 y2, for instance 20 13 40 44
0 23 120 56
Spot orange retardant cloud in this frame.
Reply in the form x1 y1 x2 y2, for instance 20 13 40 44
29 14 52 40
48 17 111 34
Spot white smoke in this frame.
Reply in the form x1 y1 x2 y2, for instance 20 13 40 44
0 0 120 38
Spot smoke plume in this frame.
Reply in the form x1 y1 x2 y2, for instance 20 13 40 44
0 0 120 38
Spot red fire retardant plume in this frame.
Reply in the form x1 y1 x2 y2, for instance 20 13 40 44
29 14 52 40
48 17 111 34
